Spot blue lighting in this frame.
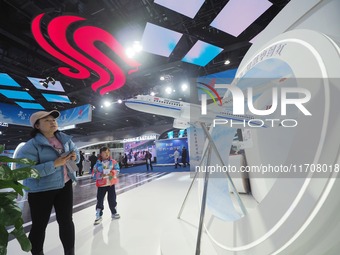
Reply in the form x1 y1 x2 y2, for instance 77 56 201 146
178 129 185 138
0 89 34 100
167 131 174 139
42 94 71 103
0 73 21 87
15 102 45 110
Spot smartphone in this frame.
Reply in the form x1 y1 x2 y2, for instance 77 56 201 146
62 151 74 157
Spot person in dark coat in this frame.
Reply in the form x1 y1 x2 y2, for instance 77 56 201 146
145 151 153 171
89 151 98 174
181 147 188 167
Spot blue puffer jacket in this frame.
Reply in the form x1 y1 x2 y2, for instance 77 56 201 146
17 131 80 193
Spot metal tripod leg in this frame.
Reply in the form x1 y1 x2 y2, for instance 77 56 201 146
195 145 212 255
177 140 210 219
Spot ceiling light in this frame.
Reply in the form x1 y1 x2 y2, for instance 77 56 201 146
224 59 231 65
103 101 111 107
181 83 188 91
150 92 155 96
133 41 142 52
117 99 123 104
160 76 165 81
165 86 172 94
125 47 135 58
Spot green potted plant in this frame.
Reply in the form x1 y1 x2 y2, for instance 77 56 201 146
0 145 39 255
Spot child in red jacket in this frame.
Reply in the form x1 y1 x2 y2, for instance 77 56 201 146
93 146 120 225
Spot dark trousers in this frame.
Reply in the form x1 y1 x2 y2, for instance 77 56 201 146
96 185 117 215
175 159 181 168
28 180 75 255
146 160 153 171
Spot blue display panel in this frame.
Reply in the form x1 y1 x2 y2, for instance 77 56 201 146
0 73 21 87
141 23 182 57
178 129 185 138
167 131 174 139
15 102 45 110
0 102 92 127
42 94 71 104
0 89 34 100
181 40 223 66
155 138 189 164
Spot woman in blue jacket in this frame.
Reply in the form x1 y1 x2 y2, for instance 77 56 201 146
17 110 79 255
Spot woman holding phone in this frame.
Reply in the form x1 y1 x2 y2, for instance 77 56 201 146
17 110 79 255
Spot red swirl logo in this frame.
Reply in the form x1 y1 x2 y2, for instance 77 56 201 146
31 13 141 95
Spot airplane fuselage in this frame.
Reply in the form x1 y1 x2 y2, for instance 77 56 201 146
125 95 264 128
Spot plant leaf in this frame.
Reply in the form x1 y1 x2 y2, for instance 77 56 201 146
0 166 13 180
0 202 22 226
0 226 9 247
0 156 36 165
11 221 31 252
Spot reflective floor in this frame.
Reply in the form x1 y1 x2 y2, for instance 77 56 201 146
8 166 258 255
8 170 198 255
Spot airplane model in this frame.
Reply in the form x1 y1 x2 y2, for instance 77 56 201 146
124 95 268 129
219 76 292 107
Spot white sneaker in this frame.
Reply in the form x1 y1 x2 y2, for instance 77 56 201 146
111 213 120 220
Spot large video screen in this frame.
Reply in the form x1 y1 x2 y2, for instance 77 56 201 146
156 138 189 164
124 139 156 164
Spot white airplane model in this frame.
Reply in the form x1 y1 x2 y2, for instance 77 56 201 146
125 95 269 129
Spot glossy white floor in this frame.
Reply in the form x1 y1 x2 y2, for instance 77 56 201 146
7 172 257 255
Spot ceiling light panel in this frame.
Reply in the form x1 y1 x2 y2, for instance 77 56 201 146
0 73 21 87
210 0 272 37
141 23 183 57
27 77 65 92
181 40 223 66
154 0 205 18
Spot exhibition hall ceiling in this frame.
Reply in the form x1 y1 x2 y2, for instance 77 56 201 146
0 0 290 149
